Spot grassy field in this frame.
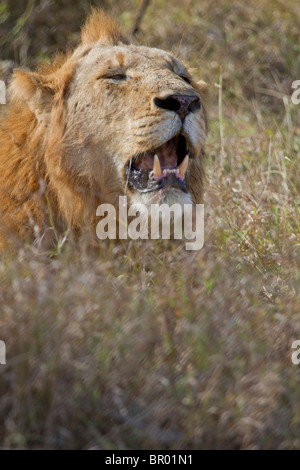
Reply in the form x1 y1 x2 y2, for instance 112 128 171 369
0 0 300 449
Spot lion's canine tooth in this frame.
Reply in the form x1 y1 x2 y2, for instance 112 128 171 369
163 169 167 175
178 155 189 177
153 154 162 177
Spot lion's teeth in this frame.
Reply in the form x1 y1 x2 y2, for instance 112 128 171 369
178 155 189 177
153 154 162 177
159 168 179 176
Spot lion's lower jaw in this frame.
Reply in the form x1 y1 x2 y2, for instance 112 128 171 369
130 188 192 213
127 189 193 239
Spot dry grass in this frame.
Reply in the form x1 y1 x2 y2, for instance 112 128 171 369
0 0 300 449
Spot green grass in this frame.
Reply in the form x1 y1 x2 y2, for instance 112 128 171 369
0 0 300 449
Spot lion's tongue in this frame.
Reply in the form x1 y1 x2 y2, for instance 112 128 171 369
155 141 178 169
133 141 177 170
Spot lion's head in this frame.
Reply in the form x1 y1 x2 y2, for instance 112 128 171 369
0 9 208 245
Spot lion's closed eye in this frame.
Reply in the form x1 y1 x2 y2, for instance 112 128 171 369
97 72 129 81
179 75 192 84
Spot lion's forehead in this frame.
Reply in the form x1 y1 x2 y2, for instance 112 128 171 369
77 44 183 74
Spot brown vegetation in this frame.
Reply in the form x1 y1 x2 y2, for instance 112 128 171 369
0 0 299 449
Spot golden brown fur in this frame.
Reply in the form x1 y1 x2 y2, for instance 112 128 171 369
0 9 208 249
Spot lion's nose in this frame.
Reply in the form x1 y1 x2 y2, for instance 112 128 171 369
154 94 201 120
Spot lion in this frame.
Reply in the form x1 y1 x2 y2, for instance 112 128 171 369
0 9 208 249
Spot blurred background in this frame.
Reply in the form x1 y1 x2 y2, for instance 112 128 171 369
1 0 299 112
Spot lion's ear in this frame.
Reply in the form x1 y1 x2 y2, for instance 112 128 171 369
196 80 209 95
195 80 209 109
10 70 55 101
81 8 128 46
9 70 55 121
9 62 73 122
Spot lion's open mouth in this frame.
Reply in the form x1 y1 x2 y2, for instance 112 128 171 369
125 134 190 193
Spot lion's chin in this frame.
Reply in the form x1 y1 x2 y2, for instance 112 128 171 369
124 134 192 195
130 187 193 213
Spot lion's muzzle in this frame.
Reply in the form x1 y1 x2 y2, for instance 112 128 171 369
125 134 191 193
154 94 201 122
